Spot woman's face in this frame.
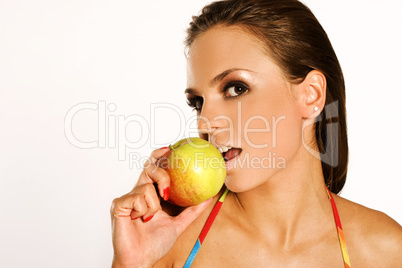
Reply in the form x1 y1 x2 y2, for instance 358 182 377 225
186 25 305 192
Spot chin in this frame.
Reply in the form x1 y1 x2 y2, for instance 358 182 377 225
224 180 263 194
224 169 275 193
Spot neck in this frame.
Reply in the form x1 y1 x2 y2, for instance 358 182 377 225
229 147 334 248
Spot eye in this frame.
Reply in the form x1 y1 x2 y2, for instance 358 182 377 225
224 82 249 98
186 97 203 112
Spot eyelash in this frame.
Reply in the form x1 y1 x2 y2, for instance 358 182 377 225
186 97 203 112
186 81 249 112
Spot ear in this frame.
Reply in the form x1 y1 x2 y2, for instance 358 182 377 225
294 70 326 119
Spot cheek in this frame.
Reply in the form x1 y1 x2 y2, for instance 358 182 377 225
224 103 302 193
248 98 301 134
271 111 302 159
241 97 303 165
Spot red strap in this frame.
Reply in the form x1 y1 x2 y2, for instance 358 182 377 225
199 200 223 244
326 187 343 229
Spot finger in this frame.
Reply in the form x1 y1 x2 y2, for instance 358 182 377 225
143 164 171 200
173 198 213 235
111 184 154 219
129 195 147 220
110 193 144 219
137 146 171 186
144 147 171 167
141 184 162 222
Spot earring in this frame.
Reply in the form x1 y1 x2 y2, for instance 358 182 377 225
314 106 319 112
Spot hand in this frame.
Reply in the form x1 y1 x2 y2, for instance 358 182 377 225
110 147 212 267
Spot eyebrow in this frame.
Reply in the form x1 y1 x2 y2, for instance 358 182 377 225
184 68 253 95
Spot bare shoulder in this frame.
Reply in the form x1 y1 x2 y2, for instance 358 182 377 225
333 194 402 267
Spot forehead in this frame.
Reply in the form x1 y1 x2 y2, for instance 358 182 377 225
186 25 280 86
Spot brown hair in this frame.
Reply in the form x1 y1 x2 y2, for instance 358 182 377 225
185 0 348 194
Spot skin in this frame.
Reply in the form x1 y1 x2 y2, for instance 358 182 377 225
111 25 402 267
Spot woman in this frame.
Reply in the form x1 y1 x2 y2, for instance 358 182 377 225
110 0 402 267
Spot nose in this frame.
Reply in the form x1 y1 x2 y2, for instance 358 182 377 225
197 100 229 145
198 117 226 145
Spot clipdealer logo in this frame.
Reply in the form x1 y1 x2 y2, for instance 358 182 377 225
64 100 340 169
64 101 194 165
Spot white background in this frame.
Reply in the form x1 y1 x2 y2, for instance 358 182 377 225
1 0 401 267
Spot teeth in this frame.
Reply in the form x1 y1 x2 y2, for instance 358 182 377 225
218 146 232 153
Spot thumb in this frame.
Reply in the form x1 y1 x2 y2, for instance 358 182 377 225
173 198 213 235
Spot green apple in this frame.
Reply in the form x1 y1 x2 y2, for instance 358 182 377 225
157 137 226 207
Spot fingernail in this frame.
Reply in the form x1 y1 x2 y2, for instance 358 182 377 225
160 146 169 150
144 215 154 222
163 187 170 201
131 216 139 220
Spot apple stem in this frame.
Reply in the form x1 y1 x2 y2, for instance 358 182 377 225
169 144 174 150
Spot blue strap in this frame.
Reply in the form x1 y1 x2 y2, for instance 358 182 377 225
183 239 201 268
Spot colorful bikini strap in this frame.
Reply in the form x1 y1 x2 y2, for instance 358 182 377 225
325 186 351 268
184 187 351 268
183 187 229 268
